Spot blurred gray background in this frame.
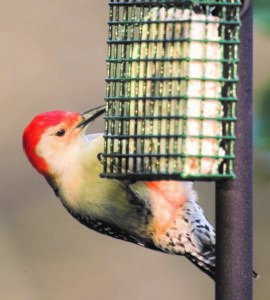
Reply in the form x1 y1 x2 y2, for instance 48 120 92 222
0 1 268 299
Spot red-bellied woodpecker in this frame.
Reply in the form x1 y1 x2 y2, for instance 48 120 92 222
23 105 218 279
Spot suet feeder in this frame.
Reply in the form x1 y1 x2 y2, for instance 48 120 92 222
101 0 241 181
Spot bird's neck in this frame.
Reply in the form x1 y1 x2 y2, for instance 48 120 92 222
54 135 104 212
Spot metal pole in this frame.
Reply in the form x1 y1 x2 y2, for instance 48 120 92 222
215 1 253 299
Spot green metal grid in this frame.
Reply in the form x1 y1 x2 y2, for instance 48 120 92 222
101 0 241 181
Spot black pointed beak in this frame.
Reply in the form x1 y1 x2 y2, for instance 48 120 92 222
76 105 106 129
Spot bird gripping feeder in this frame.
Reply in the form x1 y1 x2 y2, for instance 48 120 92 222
101 0 241 181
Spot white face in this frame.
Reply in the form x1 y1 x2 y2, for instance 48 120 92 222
36 122 85 177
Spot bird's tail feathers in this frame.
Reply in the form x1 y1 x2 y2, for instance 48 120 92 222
186 246 260 280
185 245 216 280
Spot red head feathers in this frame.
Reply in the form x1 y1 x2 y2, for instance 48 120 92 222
22 110 80 175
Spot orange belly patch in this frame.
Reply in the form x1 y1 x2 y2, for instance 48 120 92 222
144 181 188 236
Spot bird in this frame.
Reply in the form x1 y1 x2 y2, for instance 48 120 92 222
22 104 219 279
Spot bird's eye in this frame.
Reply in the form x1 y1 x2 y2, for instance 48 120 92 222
56 129 65 137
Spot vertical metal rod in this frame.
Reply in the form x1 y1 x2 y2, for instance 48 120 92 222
215 1 253 299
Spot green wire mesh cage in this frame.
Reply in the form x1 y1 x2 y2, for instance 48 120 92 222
101 0 241 181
